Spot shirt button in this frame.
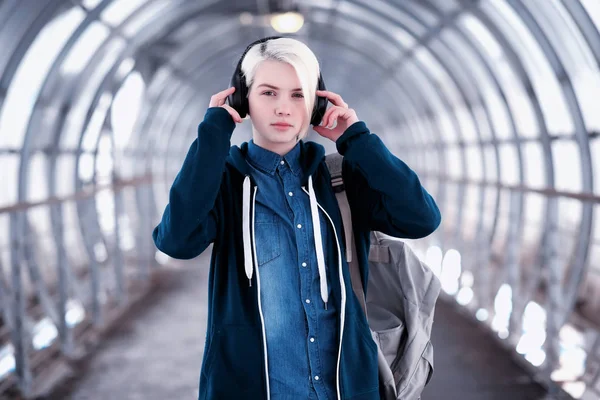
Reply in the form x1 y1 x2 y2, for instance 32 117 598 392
305 299 311 304
280 160 285 165
302 262 307 267
314 376 320 381
288 192 293 197
297 224 302 229
310 337 315 343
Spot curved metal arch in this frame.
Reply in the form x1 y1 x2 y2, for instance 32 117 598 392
441 13 530 335
311 1 482 254
0 0 67 114
515 0 594 328
406 0 528 325
463 5 559 334
40 0 220 276
363 0 501 259
561 0 600 65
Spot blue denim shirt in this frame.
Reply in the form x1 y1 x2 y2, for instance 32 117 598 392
246 139 338 400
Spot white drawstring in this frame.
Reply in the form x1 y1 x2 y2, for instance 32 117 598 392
244 174 329 309
243 176 253 286
308 176 329 309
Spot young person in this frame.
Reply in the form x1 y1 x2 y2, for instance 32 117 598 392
152 36 441 400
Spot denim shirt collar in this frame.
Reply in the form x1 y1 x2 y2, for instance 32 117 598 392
247 139 302 176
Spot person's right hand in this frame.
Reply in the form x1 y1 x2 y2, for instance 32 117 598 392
209 87 243 124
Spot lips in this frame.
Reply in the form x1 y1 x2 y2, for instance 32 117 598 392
272 123 292 127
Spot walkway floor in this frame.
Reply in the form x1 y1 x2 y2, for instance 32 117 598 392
51 247 558 400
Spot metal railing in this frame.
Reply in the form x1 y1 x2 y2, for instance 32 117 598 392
0 174 158 398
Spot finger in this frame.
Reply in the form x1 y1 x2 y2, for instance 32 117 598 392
327 109 341 128
319 107 334 126
341 108 356 121
210 87 236 107
325 107 343 128
316 90 348 108
221 104 242 123
217 86 236 98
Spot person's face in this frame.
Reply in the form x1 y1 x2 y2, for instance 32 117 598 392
247 60 309 155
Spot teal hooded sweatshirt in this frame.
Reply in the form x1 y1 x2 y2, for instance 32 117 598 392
152 106 441 399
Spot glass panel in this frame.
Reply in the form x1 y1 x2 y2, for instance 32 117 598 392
437 110 458 143
27 206 52 260
443 182 459 228
528 0 600 133
61 38 126 149
557 197 582 233
556 198 581 262
523 142 545 189
410 1 440 26
492 189 510 252
78 152 95 182
446 145 463 179
523 193 544 248
465 145 483 181
483 186 498 233
483 145 498 182
27 153 48 202
82 0 103 9
0 8 84 148
443 29 508 141
499 143 520 185
0 214 9 254
96 187 115 236
471 104 493 142
427 0 458 14
0 155 18 207
82 92 113 152
552 140 582 193
414 47 462 105
122 0 171 38
61 22 110 75
463 184 480 241
483 0 573 135
96 134 113 184
112 71 145 150
459 13 538 138
64 201 89 268
592 138 600 196
56 154 76 197
101 0 146 26
580 0 600 32
353 0 428 37
454 105 477 143
591 204 600 273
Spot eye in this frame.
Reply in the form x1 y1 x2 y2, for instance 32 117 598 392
293 93 304 98
262 91 274 96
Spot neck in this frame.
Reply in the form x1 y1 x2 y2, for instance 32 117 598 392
253 135 300 156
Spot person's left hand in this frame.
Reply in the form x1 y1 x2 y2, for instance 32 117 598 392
313 90 359 142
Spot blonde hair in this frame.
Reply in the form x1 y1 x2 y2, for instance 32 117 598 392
241 37 320 140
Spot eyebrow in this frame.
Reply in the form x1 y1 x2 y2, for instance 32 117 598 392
256 83 303 91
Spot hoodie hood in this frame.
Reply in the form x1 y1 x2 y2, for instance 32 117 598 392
226 140 330 309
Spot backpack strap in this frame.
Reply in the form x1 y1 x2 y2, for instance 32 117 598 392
324 153 368 317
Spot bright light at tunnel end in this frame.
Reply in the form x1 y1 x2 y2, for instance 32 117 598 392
270 11 304 33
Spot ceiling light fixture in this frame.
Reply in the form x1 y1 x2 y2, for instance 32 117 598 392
270 11 304 33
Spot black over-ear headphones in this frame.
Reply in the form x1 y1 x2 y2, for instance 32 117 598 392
227 36 328 127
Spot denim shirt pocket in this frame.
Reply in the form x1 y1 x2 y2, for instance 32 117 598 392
254 209 282 266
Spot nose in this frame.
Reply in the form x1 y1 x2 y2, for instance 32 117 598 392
275 97 292 116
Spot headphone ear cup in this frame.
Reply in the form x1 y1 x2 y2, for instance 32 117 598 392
311 74 327 126
227 73 248 118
